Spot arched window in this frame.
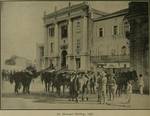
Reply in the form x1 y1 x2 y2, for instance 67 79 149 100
121 46 127 55
124 19 130 32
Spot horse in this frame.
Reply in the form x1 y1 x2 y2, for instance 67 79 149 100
9 66 40 94
53 71 71 96
41 70 56 93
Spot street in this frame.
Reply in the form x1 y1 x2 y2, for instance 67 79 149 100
1 77 150 109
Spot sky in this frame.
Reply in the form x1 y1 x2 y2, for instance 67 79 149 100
1 1 129 65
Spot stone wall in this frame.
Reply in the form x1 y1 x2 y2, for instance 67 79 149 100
126 2 149 94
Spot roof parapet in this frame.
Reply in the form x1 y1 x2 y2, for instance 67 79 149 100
44 2 89 19
93 8 128 21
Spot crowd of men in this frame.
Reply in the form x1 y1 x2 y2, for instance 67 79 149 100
65 68 145 104
65 69 118 104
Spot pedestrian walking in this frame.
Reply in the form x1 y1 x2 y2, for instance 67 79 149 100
138 74 144 95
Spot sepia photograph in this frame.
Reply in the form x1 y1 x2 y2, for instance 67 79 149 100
1 0 149 110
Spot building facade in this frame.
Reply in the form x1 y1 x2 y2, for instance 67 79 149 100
126 2 149 93
36 2 130 71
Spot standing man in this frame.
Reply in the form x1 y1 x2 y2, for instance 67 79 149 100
138 74 144 95
90 72 96 94
101 71 107 104
126 80 133 104
96 72 102 103
108 73 117 101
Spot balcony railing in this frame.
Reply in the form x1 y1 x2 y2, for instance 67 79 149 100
90 55 130 63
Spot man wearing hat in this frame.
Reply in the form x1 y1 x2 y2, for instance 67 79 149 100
101 71 107 104
96 72 102 103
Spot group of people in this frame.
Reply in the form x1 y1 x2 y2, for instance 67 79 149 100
2 67 145 105
67 69 118 103
96 70 117 104
67 68 145 104
2 69 17 81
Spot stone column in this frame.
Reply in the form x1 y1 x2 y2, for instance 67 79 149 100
44 25 48 68
55 23 59 56
80 16 89 71
44 25 48 57
67 19 74 70
54 23 59 69
82 16 88 53
68 19 73 55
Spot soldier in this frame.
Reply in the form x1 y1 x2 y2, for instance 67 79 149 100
89 72 96 94
96 72 102 103
101 71 107 104
108 73 117 101
96 72 102 102
69 72 76 101
138 74 144 95
126 80 133 104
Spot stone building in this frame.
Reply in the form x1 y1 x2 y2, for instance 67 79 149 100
125 2 149 93
36 2 130 72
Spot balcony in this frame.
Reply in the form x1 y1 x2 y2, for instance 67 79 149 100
90 55 130 63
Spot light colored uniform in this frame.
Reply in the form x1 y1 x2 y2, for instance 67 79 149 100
127 83 132 103
101 75 107 103
108 77 117 100
138 77 144 95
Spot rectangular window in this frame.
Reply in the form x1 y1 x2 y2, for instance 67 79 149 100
99 28 104 37
40 47 44 57
77 40 80 49
50 43 54 53
113 25 119 35
61 25 68 38
76 40 80 55
49 27 55 37
76 21 81 33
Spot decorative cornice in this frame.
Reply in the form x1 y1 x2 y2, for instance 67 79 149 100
44 2 88 20
43 2 108 25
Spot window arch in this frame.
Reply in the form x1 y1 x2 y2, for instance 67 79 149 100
121 45 127 55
